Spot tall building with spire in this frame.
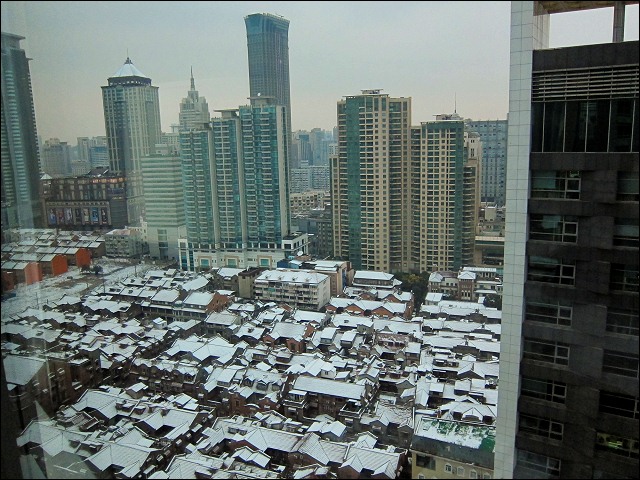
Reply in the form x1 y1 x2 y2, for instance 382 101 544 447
178 68 210 132
102 57 161 226
1 32 44 230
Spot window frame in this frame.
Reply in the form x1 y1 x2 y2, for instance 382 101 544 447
520 376 567 404
523 338 570 366
525 299 572 326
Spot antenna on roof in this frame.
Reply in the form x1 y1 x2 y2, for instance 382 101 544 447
454 93 457 114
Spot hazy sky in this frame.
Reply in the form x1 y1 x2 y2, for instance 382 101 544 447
2 1 639 143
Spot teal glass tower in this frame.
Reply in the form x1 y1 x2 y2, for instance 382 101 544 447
179 97 291 271
1 32 44 229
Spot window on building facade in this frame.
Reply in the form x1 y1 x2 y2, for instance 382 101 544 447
532 98 638 153
595 432 639 459
602 350 639 378
525 299 572 326
613 217 639 247
516 449 561 478
617 171 639 201
610 264 639 293
520 377 567 404
523 338 570 365
530 171 581 199
445 463 453 473
416 454 436 470
519 413 564 441
529 214 578 243
606 307 639 336
599 391 639 419
528 256 576 285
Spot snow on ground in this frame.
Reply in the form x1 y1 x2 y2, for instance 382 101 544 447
1 258 161 318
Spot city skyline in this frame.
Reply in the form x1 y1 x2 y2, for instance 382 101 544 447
1 1 638 143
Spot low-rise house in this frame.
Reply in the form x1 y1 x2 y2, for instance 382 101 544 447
254 269 331 311
410 416 495 480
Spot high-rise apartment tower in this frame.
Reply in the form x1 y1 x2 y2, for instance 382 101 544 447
1 32 44 229
332 90 412 272
496 2 639 478
102 57 162 226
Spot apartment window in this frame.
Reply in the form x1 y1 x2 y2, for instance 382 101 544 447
517 449 561 477
457 466 465 476
445 464 453 473
531 170 580 199
617 171 639 201
415 454 436 470
606 308 639 336
523 338 569 365
609 98 634 152
470 471 478 479
528 256 575 285
613 217 639 247
599 391 639 419
610 264 639 293
519 413 564 441
529 214 578 243
602 350 639 378
596 432 639 459
525 300 572 326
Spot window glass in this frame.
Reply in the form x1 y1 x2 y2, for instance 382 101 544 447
543 102 565 152
586 100 610 152
609 99 634 152
564 101 588 152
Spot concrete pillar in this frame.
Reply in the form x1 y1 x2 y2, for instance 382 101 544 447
613 1 625 43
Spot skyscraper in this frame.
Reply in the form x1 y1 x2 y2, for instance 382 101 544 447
102 57 161 226
178 68 210 132
1 32 44 229
411 114 479 272
179 97 303 271
332 91 479 273
466 119 508 206
41 138 71 178
245 13 293 170
332 90 412 272
495 2 638 479
141 144 186 261
244 13 291 125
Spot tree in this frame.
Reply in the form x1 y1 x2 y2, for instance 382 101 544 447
483 293 502 310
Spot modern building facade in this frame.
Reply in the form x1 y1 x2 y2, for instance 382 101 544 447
41 138 71 178
496 2 639 479
254 269 331 310
140 145 186 260
411 116 480 272
178 69 210 132
332 90 412 272
102 57 162 226
332 91 479 273
467 119 508 206
244 13 291 134
41 168 127 231
179 98 306 272
245 10 296 196
1 32 44 230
